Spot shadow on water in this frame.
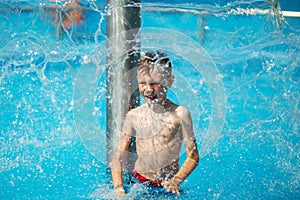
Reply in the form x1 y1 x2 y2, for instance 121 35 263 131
0 0 299 199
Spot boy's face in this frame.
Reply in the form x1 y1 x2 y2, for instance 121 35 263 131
137 70 171 105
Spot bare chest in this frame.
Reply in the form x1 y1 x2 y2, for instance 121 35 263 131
132 111 166 138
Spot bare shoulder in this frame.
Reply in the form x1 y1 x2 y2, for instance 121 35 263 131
126 104 148 118
175 106 191 118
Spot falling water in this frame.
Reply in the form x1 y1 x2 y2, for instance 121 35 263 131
0 0 299 199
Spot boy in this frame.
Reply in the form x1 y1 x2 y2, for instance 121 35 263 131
111 51 199 196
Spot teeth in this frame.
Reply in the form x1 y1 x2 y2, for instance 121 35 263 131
146 94 156 100
146 94 154 98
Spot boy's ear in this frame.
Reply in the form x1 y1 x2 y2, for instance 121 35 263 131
166 75 175 88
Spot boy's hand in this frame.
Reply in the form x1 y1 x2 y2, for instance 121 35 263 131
163 176 182 196
114 184 126 196
115 188 126 196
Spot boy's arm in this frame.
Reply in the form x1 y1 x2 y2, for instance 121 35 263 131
175 107 199 180
111 136 129 195
164 107 199 195
110 112 134 195
174 107 199 179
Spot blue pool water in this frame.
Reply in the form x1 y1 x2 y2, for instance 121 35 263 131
1 0 299 199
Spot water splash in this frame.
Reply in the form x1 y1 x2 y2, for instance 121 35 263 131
0 0 299 199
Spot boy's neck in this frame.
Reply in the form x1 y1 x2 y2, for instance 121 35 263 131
147 99 170 113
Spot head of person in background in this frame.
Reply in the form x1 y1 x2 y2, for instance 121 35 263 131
61 0 83 29
50 0 83 35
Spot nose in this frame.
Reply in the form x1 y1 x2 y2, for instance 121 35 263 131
144 84 153 92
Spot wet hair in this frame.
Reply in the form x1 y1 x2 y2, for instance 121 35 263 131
137 50 172 78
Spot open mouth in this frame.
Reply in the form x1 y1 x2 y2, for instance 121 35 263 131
144 93 157 101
